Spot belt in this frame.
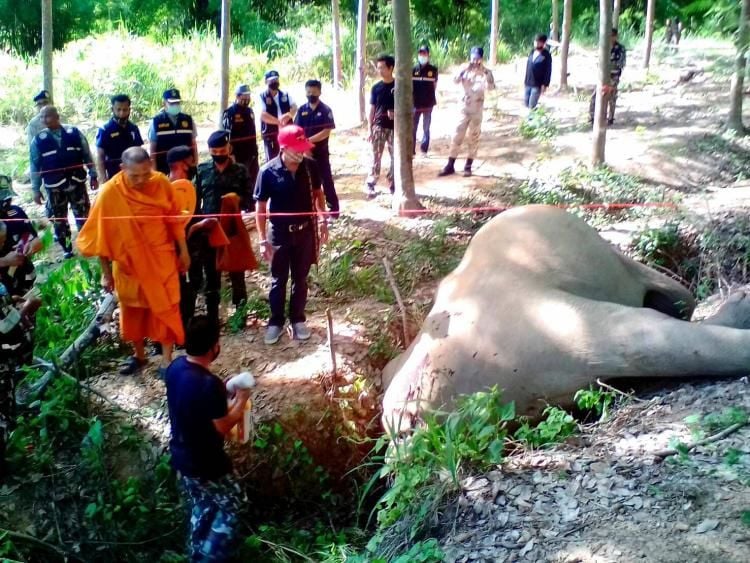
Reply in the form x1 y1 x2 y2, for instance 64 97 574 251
287 221 309 233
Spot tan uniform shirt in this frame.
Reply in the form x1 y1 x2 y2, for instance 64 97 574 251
455 66 496 113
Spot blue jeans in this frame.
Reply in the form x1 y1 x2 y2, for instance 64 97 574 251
413 107 433 153
524 86 542 109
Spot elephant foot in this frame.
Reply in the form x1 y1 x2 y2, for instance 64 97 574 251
703 289 750 329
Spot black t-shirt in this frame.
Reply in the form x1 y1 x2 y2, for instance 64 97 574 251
370 80 395 130
165 356 231 480
254 156 322 230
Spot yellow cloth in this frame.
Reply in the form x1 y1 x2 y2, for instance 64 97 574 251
171 178 197 229
77 170 186 344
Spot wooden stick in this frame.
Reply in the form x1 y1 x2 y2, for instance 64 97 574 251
654 421 748 459
382 258 409 348
0 528 68 557
325 308 336 376
595 378 648 403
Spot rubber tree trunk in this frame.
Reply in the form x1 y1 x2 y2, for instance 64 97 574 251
41 0 53 99
560 0 573 90
332 0 343 87
355 0 368 123
392 0 423 214
727 0 750 134
218 0 231 127
613 0 621 30
489 0 500 66
551 0 560 41
643 0 655 69
592 0 613 166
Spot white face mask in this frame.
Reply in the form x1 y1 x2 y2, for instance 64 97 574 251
418 55 429 65
284 150 304 164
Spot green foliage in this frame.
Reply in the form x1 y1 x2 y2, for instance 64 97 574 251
519 106 558 142
684 407 749 439
631 223 684 268
514 406 578 447
574 385 616 418
392 219 461 294
364 387 514 558
742 510 750 527
313 238 383 299
227 293 271 334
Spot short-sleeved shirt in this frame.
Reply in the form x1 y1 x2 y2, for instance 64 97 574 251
0 205 37 295
95 118 144 179
254 156 321 230
165 356 231 481
196 160 252 214
294 101 336 152
370 80 395 129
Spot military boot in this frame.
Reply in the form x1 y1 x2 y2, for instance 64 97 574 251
438 157 456 177
463 159 474 177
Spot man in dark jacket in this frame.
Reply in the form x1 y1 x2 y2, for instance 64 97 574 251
412 45 438 155
524 34 553 110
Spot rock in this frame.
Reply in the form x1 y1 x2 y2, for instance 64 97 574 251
694 519 719 533
675 522 690 532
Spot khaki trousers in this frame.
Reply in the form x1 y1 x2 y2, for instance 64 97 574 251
449 109 483 160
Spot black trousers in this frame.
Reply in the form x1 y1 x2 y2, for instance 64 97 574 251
311 147 339 217
268 224 315 327
235 152 259 212
263 135 280 162
182 244 221 328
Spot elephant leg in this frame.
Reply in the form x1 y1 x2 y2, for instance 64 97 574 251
579 290 750 380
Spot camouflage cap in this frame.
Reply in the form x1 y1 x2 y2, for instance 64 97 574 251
0 175 15 200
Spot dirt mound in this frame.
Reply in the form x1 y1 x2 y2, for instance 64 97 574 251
437 378 750 562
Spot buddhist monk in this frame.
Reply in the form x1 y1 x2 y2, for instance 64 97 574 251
77 147 190 377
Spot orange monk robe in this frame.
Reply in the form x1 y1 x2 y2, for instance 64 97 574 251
77 171 186 345
216 193 258 272
171 178 197 229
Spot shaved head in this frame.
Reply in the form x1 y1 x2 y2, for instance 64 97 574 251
41 105 60 129
121 147 153 188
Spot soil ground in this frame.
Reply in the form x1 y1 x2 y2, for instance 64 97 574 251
5 36 750 561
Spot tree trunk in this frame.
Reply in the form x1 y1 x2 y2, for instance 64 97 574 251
218 0 231 127
592 0 613 165
551 0 559 41
643 0 655 69
489 0 500 66
41 0 53 99
560 0 573 90
355 0 368 123
612 0 621 30
727 0 750 134
331 0 343 87
392 0 423 214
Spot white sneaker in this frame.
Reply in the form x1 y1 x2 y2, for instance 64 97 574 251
290 322 311 340
264 325 284 345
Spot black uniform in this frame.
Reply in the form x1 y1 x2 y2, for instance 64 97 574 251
412 62 438 153
222 103 259 209
294 101 339 217
0 282 33 477
0 205 37 296
150 111 195 175
95 117 144 179
254 157 321 328
259 89 292 161
188 161 252 322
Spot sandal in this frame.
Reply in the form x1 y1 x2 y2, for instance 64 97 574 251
119 356 147 376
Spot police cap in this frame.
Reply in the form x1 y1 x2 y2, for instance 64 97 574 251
470 46 484 59
207 130 230 148
163 88 182 102
418 45 430 53
166 145 193 165
264 70 280 82
235 84 252 96
33 90 51 103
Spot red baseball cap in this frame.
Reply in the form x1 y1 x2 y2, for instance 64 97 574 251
278 125 314 152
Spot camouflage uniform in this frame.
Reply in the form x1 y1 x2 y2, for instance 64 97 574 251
0 282 33 477
449 65 496 161
0 177 37 297
589 42 627 123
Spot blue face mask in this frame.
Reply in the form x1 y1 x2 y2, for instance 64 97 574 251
166 104 181 116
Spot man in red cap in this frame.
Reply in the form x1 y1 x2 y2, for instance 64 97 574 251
254 125 328 345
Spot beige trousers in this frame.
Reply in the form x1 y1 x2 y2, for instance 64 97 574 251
449 109 483 160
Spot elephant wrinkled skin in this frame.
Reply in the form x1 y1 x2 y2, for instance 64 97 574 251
382 205 750 432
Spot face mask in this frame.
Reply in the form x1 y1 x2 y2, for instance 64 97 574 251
268 81 280 91
418 55 429 65
187 165 197 178
166 104 181 116
211 154 229 165
284 150 304 164
238 98 250 107
306 95 319 104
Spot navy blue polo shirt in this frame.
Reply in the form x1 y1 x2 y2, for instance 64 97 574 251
294 101 336 152
254 156 321 230
95 118 144 179
165 356 231 481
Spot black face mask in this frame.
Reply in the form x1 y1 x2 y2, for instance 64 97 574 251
212 155 230 165
307 95 319 104
268 81 280 91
